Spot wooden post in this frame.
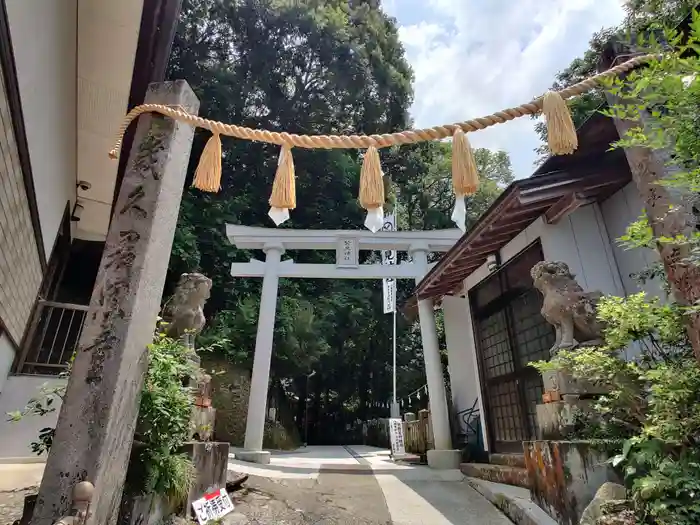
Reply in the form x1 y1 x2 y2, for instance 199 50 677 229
599 43 700 363
31 81 199 525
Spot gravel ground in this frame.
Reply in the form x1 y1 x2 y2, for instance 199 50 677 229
0 486 36 525
226 465 392 525
0 465 392 525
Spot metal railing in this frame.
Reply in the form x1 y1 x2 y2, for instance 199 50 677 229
18 300 88 374
454 398 486 461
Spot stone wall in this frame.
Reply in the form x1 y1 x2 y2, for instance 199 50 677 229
524 440 622 525
202 355 299 449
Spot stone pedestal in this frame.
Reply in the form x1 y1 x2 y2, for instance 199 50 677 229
541 370 609 398
536 370 607 440
118 493 173 525
524 440 621 525
191 406 216 441
181 442 230 518
536 399 594 440
191 369 216 441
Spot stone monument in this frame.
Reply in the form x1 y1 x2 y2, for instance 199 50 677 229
30 81 200 525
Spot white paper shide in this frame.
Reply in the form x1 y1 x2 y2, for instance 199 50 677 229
365 206 384 233
451 192 466 232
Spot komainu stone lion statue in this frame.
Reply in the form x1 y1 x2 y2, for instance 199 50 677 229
163 272 212 344
530 261 606 356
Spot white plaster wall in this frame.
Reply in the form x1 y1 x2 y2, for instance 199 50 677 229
540 203 625 297
0 333 15 394
600 182 664 299
0 375 65 459
463 217 547 294
442 296 482 435
5 0 77 260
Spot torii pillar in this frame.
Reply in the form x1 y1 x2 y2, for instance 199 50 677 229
238 242 284 464
409 243 461 469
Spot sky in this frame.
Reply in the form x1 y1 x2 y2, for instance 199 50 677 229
382 0 628 179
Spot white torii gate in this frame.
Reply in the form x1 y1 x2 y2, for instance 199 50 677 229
226 225 462 469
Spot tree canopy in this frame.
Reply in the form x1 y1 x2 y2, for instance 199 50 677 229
167 0 513 442
532 0 697 164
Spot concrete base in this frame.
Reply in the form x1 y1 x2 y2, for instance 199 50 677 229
236 449 271 465
427 449 461 470
390 402 400 418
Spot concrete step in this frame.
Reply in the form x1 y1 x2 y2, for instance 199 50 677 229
466 477 557 525
490 453 526 469
460 462 530 489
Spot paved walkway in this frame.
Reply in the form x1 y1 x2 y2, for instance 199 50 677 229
0 446 515 524
228 445 512 524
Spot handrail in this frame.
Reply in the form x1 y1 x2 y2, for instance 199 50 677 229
38 299 90 311
16 299 89 374
455 398 481 438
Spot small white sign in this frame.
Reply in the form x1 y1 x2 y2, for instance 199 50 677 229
192 487 234 524
388 417 407 458
382 278 396 314
336 237 359 268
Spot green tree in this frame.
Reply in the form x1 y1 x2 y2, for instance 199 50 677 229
167 0 512 440
532 0 696 164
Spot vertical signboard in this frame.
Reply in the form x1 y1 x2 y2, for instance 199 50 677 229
381 215 396 313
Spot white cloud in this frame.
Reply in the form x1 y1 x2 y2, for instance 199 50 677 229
385 0 627 178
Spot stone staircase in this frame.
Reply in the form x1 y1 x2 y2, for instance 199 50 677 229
460 452 530 489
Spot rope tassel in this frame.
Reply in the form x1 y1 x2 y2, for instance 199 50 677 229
359 146 385 233
451 129 479 232
452 129 479 195
542 91 578 155
268 144 296 226
192 133 222 192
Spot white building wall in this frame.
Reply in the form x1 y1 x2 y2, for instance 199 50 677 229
600 182 664 299
442 298 479 407
0 375 65 458
5 0 77 259
0 334 15 394
0 63 44 345
540 203 625 297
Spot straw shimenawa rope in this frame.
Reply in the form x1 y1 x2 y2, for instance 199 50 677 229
108 51 653 222
108 53 652 159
